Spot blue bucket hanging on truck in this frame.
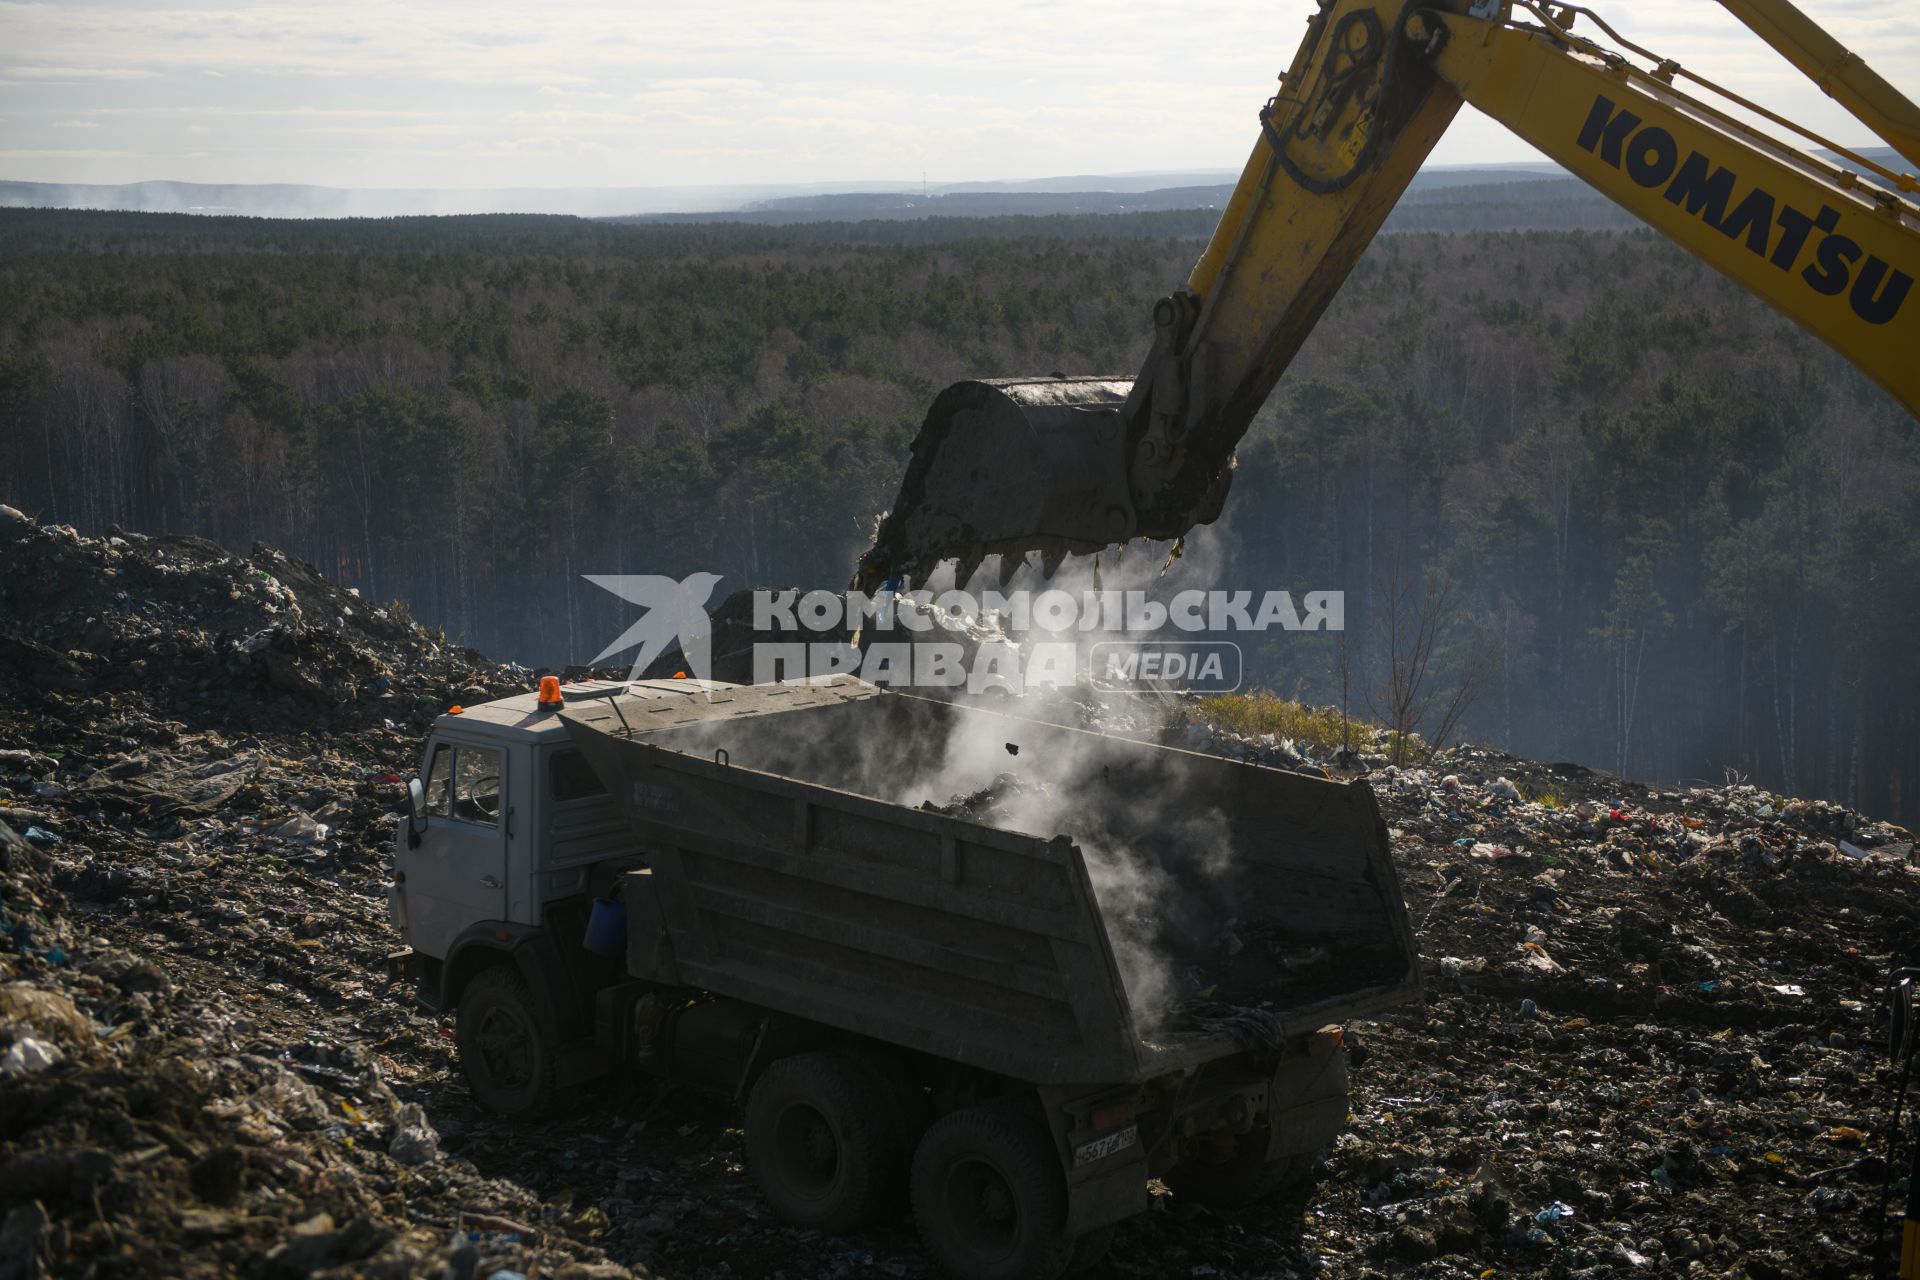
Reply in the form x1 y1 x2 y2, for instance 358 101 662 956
583 897 627 958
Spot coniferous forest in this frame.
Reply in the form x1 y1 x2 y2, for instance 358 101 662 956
1 206 1915 825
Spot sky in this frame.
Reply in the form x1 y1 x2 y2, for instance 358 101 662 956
0 0 1915 193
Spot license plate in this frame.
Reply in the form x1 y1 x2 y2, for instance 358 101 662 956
1074 1124 1139 1167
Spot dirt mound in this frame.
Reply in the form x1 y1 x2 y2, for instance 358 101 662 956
0 513 640 1279
0 506 522 732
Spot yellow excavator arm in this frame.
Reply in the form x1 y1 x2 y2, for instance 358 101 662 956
856 0 1920 590
1714 0 1920 172
1429 3 1917 399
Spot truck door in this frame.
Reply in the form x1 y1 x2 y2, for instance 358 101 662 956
403 739 509 959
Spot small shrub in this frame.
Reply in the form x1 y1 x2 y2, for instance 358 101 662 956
1195 692 1386 755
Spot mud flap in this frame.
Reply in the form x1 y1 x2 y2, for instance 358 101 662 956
1263 1033 1350 1161
1064 1148 1151 1235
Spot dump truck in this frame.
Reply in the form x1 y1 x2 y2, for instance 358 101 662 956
388 674 1418 1279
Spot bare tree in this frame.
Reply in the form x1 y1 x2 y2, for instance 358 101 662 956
1427 624 1494 757
1336 627 1355 759
136 355 230 532
1365 555 1487 765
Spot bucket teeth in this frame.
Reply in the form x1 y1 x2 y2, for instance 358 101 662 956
1040 544 1067 579
999 551 1029 587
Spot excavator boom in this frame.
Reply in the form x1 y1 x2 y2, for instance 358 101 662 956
1430 6 1918 401
1714 0 1920 172
856 0 1920 590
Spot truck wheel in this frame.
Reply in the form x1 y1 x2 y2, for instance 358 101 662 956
911 1101 1077 1280
745 1052 900 1232
456 965 556 1119
1165 1133 1314 1211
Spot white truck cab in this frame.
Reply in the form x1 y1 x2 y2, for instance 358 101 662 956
389 676 729 1023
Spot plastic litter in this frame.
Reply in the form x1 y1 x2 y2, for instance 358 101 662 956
0 1035 62 1076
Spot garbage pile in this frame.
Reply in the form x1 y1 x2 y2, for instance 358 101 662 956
0 506 524 731
0 512 631 1280
2 508 1916 1279
1110 740 1919 1278
1177 719 1332 776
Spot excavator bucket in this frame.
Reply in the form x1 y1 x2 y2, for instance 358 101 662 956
856 0 1490 591
854 376 1141 591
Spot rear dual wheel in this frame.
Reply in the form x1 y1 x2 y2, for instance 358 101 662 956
910 1101 1084 1280
744 1052 906 1232
747 1067 1114 1279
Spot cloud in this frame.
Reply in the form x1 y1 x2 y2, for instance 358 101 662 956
0 147 153 158
52 119 99 128
0 0 1910 189
0 65 159 81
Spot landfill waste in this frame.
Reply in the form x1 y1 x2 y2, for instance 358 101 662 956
388 1101 443 1167
1179 719 1328 777
1 1033 61 1075
1 509 1916 1278
920 771 1053 824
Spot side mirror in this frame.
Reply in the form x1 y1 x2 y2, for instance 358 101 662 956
406 777 427 849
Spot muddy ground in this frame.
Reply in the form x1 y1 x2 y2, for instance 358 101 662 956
3 507 1917 1279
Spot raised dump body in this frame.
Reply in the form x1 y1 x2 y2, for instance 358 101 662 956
560 677 1416 1087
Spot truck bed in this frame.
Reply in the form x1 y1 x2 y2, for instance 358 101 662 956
561 678 1417 1085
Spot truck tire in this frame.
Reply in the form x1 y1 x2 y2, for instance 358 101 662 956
456 965 556 1120
910 1101 1077 1280
1165 1135 1314 1211
744 1052 901 1232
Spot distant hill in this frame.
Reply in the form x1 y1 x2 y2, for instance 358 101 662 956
1816 146 1905 173
0 179 807 219
9 146 1900 231
611 167 1578 226
1386 177 1635 232
0 164 1567 222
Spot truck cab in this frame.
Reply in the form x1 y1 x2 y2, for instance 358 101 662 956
389 676 729 1095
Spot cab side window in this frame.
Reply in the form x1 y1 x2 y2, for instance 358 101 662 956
424 744 454 817
453 746 503 826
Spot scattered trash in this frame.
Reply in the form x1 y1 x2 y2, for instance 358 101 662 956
269 813 331 845
388 1101 441 1165
0 1035 61 1075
